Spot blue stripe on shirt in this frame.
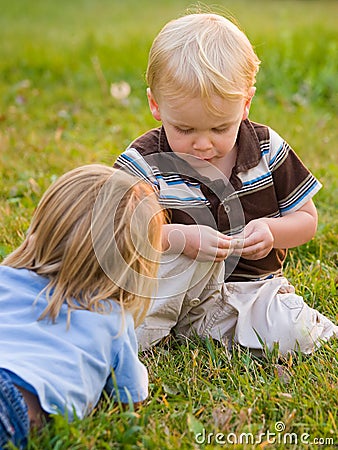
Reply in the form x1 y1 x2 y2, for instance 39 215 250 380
119 154 148 178
242 172 271 186
279 180 319 212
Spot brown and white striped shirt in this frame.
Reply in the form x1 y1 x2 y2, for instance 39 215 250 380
115 119 321 281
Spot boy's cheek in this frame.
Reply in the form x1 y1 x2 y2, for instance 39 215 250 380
165 137 189 155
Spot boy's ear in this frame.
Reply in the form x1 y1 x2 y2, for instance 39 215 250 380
242 87 256 120
147 88 161 121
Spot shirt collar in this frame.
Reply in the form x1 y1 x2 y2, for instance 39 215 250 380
235 119 262 172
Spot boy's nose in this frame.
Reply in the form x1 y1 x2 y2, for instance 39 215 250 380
193 135 213 152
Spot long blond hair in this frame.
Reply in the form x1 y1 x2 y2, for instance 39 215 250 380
147 13 260 115
3 164 164 327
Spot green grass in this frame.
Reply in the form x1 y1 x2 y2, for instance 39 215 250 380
0 0 337 448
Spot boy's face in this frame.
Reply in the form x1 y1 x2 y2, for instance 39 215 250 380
147 89 253 173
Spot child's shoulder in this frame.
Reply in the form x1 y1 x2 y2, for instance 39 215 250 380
243 119 286 145
241 119 270 142
0 265 45 288
129 127 161 156
0 266 49 315
239 119 286 156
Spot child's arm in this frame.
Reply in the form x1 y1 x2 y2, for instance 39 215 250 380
235 199 318 260
161 200 317 262
16 385 49 430
163 223 233 262
105 324 149 409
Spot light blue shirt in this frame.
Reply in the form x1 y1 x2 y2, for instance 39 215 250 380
0 266 148 420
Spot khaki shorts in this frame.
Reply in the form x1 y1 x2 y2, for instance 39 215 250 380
136 254 338 354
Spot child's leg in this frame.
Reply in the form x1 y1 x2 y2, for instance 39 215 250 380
173 270 238 349
0 369 29 450
136 254 225 350
223 277 338 355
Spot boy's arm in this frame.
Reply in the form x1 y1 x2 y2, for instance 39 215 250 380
235 199 318 260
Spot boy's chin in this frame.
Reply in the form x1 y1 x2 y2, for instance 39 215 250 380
176 154 226 180
177 153 211 167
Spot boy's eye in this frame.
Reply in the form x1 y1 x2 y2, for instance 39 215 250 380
174 126 228 134
175 127 193 135
212 127 228 134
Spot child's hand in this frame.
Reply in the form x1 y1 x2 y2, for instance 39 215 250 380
164 224 233 262
233 219 274 260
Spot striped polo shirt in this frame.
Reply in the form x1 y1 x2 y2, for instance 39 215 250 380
115 119 321 281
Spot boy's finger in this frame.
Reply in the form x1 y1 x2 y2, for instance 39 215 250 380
230 238 245 249
241 233 261 248
217 236 232 249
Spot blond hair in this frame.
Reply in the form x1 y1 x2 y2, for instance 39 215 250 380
3 165 165 327
147 13 260 115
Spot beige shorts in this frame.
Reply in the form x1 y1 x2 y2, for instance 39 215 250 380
136 254 338 354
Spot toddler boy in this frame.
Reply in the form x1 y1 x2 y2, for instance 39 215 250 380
115 13 337 353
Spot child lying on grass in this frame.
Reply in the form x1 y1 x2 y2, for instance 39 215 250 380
0 164 165 448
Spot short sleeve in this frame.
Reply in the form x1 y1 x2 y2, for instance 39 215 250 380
104 322 148 404
114 148 160 190
268 128 322 215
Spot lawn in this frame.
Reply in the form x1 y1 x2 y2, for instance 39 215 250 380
0 0 337 448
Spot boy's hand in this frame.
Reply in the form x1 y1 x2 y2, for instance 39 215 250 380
233 219 274 260
164 224 233 262
233 200 318 259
